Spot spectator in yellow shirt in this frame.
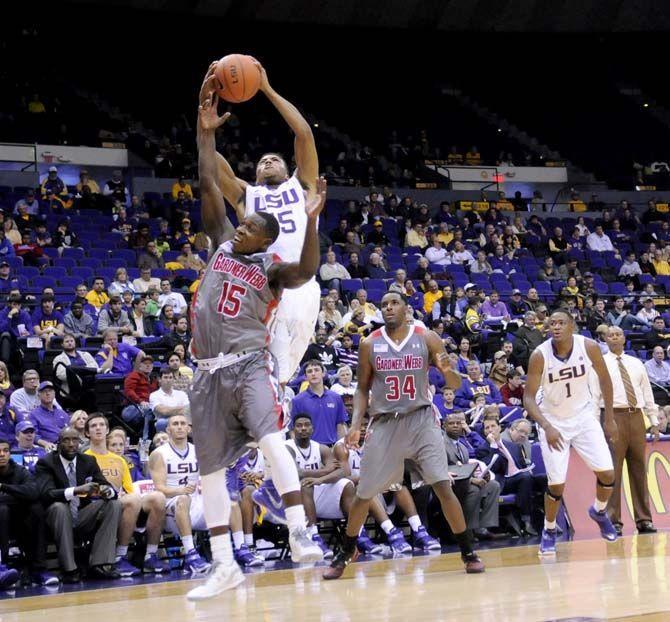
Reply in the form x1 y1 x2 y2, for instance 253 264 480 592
188 268 205 295
465 146 482 166
85 277 110 310
171 176 193 200
76 170 101 195
652 250 670 276
27 94 46 114
435 222 454 246
405 223 429 249
423 279 443 315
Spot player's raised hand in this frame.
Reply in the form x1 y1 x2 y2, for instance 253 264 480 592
345 427 361 450
198 82 231 131
544 424 564 452
305 177 327 220
249 57 271 93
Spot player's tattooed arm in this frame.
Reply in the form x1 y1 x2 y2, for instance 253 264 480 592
251 58 319 193
425 329 461 390
523 351 564 451
197 64 237 248
268 178 327 294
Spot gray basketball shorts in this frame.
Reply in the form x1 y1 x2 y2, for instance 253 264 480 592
190 350 282 476
357 406 450 500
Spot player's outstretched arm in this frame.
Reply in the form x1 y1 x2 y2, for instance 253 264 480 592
252 59 318 192
425 329 462 390
269 178 326 292
523 351 564 451
197 66 236 248
585 340 618 443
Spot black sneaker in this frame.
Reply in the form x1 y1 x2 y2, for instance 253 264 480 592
462 552 485 574
322 548 359 580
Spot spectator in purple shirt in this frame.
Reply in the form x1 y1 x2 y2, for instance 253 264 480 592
0 293 33 373
455 361 503 408
480 291 510 326
28 381 70 450
95 329 143 375
290 360 348 445
0 391 17 447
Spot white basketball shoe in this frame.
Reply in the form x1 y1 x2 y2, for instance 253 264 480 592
186 561 245 601
289 526 324 563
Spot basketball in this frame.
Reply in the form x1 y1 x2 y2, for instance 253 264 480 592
214 54 261 103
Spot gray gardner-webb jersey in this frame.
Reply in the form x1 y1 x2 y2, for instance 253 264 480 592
367 325 433 417
191 240 280 358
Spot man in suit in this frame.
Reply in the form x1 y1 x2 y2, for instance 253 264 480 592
35 427 122 582
501 419 533 467
444 413 501 540
476 416 537 535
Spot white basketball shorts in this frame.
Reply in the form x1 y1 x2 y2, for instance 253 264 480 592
165 493 207 533
537 410 614 485
270 279 321 383
314 478 353 520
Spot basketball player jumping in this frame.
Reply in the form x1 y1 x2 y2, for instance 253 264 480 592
323 291 485 579
186 70 326 601
213 58 321 387
523 310 619 556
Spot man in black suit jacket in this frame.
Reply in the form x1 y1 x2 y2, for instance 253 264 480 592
35 427 122 582
475 417 537 535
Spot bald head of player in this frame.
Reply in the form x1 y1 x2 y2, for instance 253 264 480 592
380 291 408 330
232 212 280 254
256 152 289 186
548 308 575 344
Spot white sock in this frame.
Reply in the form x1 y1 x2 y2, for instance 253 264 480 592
307 524 318 537
116 545 128 560
358 526 366 536
232 531 245 549
210 533 234 565
285 505 307 532
594 498 607 512
244 533 254 546
408 515 422 532
544 519 557 531
380 520 394 534
182 535 194 552
145 544 158 559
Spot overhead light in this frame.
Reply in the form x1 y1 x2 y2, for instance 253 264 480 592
643 103 649 108
497 128 502 132
313 123 319 127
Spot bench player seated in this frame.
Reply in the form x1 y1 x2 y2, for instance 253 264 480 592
333 415 441 553
85 413 170 575
148 414 211 574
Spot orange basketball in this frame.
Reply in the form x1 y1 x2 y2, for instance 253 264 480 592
214 54 261 103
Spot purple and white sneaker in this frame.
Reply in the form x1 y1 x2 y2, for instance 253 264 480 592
387 527 412 554
30 570 60 586
413 526 442 551
0 564 19 589
357 529 383 555
143 553 171 573
312 534 334 560
115 557 141 577
588 506 618 542
539 528 557 556
185 548 212 574
252 480 287 525
234 544 265 567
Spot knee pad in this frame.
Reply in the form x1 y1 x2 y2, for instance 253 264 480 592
201 469 232 528
596 478 614 489
546 490 563 503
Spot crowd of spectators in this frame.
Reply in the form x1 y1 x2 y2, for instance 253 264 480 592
0 166 669 590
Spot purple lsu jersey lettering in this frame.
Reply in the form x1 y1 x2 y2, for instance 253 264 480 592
367 326 432 417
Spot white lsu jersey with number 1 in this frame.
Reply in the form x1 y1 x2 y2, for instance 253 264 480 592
245 174 309 264
537 334 594 420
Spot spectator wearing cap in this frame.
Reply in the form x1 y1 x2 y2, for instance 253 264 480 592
14 188 40 216
171 176 192 201
0 260 18 294
174 217 195 245
366 221 390 247
28 382 70 448
40 166 68 199
75 170 100 195
122 355 158 439
645 317 670 351
95 329 143 376
176 240 206 272
636 297 659 325
488 351 511 388
103 170 129 207
9 370 59 417
31 294 64 348
149 367 190 433
454 283 478 319
509 289 529 317
13 420 47 471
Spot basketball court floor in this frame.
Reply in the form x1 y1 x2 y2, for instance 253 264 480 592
1 533 668 621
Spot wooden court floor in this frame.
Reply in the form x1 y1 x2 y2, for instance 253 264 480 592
1 534 669 622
